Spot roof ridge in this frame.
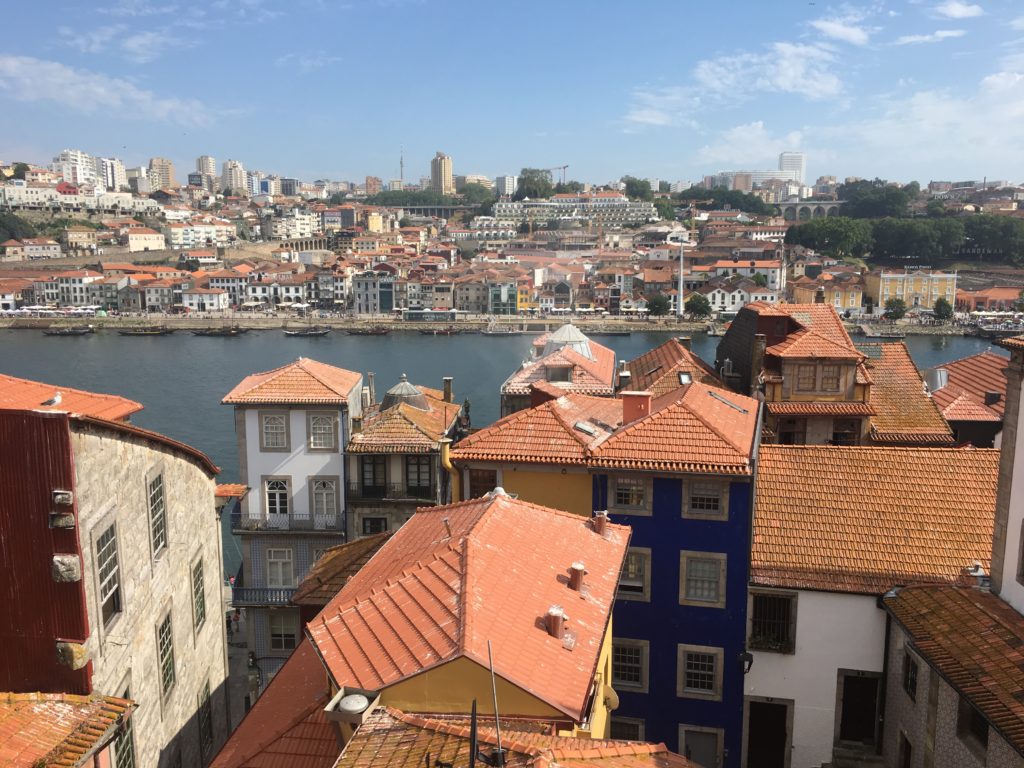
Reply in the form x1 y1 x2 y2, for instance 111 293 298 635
546 399 596 451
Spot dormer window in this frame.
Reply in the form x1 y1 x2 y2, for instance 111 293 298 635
547 366 572 383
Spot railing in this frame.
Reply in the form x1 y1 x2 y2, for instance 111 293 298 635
347 482 436 502
231 587 296 606
234 512 342 532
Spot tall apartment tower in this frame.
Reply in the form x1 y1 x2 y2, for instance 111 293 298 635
778 152 806 186
96 157 127 191
51 149 98 187
430 151 454 195
196 155 217 177
221 159 247 194
147 157 177 190
495 175 518 197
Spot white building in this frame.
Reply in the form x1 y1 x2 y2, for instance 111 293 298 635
495 175 518 196
222 359 363 685
196 155 217 177
181 286 230 312
50 148 98 187
56 269 103 306
96 157 128 192
221 160 246 194
779 152 807 185
126 228 166 253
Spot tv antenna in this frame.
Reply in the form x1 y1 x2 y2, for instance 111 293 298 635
471 640 506 767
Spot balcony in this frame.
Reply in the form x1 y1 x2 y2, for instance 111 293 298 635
234 512 343 533
231 587 296 607
347 482 436 502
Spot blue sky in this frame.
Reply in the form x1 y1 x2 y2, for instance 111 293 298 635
2 0 1023 185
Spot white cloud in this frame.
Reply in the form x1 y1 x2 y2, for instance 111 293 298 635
275 51 341 72
934 0 983 19
895 29 967 44
696 121 805 166
120 30 188 63
0 55 213 125
99 0 178 16
694 42 842 101
1011 17 1024 30
59 24 127 53
811 18 870 45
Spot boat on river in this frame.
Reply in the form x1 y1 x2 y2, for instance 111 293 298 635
419 327 463 336
43 325 95 337
118 326 175 336
284 325 331 337
347 327 390 336
193 326 248 337
481 320 523 336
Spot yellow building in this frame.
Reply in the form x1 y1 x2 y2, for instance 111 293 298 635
863 268 957 310
790 276 863 311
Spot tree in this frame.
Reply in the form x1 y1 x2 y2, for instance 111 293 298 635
622 176 653 201
647 294 671 316
685 293 712 318
398 216 411 228
925 199 946 218
675 186 777 216
460 183 494 205
784 216 873 258
884 298 907 320
837 179 911 218
553 180 584 194
513 169 554 201
933 297 953 322
12 162 29 180
0 212 36 242
654 198 677 221
752 273 768 287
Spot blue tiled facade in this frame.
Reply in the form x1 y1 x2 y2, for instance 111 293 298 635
594 473 752 768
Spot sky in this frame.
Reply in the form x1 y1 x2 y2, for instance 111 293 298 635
2 0 1023 186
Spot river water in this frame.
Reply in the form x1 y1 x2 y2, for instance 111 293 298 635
0 328 1002 575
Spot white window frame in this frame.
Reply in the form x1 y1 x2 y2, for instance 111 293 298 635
307 412 337 451
269 612 299 652
311 477 338 517
148 472 167 558
266 548 295 588
191 558 206 632
259 410 289 451
618 547 651 602
96 523 122 628
676 644 724 701
680 551 727 609
611 638 649 693
265 478 290 517
157 612 176 699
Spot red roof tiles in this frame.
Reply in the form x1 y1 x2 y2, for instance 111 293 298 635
930 350 1009 421
624 338 721 396
292 532 393 606
0 373 143 421
223 358 362 405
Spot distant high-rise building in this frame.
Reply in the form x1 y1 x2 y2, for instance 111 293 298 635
779 152 806 185
365 176 383 196
147 156 177 190
221 159 246 194
247 170 265 197
645 178 661 195
50 149 97 187
260 176 281 196
96 156 127 191
280 178 300 196
430 152 454 195
196 154 216 177
126 166 150 194
495 175 518 196
456 174 493 191
670 180 692 193
389 179 404 191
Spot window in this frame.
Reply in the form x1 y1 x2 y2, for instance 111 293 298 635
547 366 571 383
902 652 918 702
467 468 497 499
679 727 723 768
406 456 433 496
611 476 649 513
266 548 295 587
308 413 336 450
198 680 214 756
157 612 175 698
313 548 329 562
362 516 388 535
680 551 726 608
685 480 726 519
677 645 723 700
312 479 337 517
610 717 645 740
191 559 206 631
957 696 989 755
113 686 135 768
796 364 816 391
148 473 167 557
266 479 290 516
821 364 841 391
831 419 860 446
778 417 807 445
260 412 288 451
270 612 298 651
361 456 387 495
749 592 796 653
611 639 648 692
96 524 122 628
898 732 913 768
618 548 651 602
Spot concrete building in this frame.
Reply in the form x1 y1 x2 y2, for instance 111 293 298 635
0 374 231 767
126 166 151 194
196 155 217 177
863 269 957 312
778 152 806 185
127 227 167 253
148 157 177 190
221 160 246 194
97 157 128 192
364 176 382 196
50 149 98 187
495 174 518 196
430 151 454 196
222 359 363 688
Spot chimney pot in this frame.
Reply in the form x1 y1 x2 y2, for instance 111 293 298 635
569 562 586 591
621 391 653 424
367 372 376 404
592 510 609 535
443 376 453 403
546 605 567 639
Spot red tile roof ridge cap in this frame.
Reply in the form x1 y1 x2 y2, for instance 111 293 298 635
453 402 545 450
546 398 598 451
550 742 663 760
933 348 1009 369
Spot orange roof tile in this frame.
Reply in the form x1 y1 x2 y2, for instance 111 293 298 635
210 640 336 768
0 692 134 768
348 385 462 454
999 336 1024 352
930 350 1008 420
0 373 143 421
292 532 393 606
884 585 1024 756
336 707 696 768
502 344 617 397
215 483 249 498
856 343 954 444
765 400 875 417
940 392 1002 423
753 446 998 594
306 490 630 722
624 338 721 396
223 358 362 405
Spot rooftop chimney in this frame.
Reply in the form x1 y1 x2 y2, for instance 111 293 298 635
351 416 362 434
985 391 1002 406
569 562 586 592
546 605 567 639
621 391 652 424
367 372 376 404
592 510 609 536
676 336 692 350
442 376 453 403
361 386 371 410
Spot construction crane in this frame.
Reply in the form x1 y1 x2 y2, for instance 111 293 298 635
544 165 569 185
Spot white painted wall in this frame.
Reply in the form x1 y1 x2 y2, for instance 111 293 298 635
745 590 886 768
999 381 1024 613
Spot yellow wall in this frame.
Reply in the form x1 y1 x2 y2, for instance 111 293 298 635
573 615 615 739
452 463 593 516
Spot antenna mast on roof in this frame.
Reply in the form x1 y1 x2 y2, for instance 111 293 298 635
473 640 506 767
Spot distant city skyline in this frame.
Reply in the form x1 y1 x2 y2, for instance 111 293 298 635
2 0 1023 184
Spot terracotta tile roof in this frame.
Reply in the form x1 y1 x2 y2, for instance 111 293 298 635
306 490 630 722
502 344 617 397
210 640 337 768
999 336 1024 352
765 400 875 417
348 386 462 454
0 373 143 421
884 585 1024 757
856 342 955 444
292 532 393 606
0 692 134 768
215 483 249 498
749 302 863 361
336 707 696 768
930 350 1008 421
223 358 361 405
753 446 998 594
624 338 721 396
452 394 623 465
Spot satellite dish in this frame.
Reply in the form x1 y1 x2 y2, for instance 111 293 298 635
339 694 369 714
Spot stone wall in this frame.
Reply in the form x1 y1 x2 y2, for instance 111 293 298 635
74 423 230 767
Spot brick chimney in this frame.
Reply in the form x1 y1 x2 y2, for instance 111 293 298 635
569 562 586 592
592 510 609 535
546 605 567 639
443 376 453 403
621 391 652 424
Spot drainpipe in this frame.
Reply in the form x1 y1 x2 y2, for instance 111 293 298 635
439 438 459 502
877 605 892 757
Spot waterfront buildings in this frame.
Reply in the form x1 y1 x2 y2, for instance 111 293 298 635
493 192 658 227
863 268 957 312
0 373 231 766
430 151 454 195
222 358 363 688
